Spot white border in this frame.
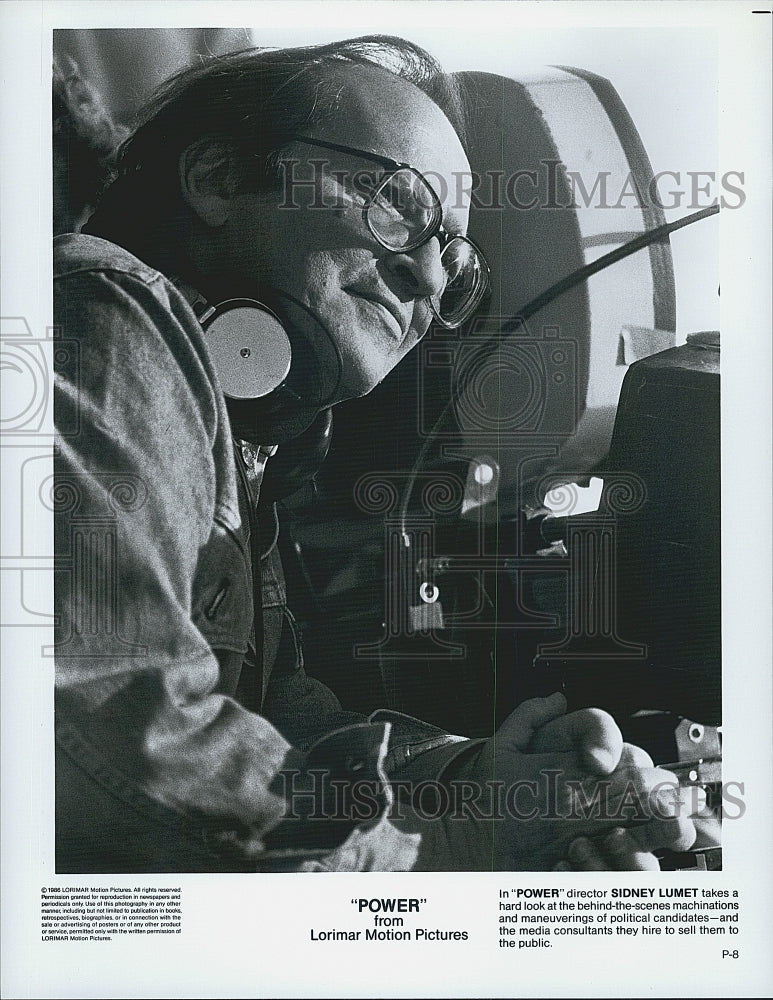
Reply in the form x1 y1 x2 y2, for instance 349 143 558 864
1 3 771 998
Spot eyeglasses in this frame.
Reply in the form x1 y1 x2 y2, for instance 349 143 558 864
292 136 490 329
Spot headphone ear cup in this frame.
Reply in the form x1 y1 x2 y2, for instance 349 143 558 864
201 299 292 400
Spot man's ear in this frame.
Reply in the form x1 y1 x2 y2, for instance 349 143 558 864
179 141 236 228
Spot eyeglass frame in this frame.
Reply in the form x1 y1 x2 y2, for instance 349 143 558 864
290 135 490 328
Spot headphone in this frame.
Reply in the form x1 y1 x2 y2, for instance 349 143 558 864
174 279 339 501
197 296 294 402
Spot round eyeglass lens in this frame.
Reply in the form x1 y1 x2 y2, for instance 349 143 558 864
367 168 441 251
433 237 488 326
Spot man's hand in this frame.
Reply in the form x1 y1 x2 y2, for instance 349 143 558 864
408 693 695 871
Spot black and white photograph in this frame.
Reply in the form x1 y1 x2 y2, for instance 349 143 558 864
1 2 771 997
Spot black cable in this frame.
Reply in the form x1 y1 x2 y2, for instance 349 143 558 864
503 204 719 332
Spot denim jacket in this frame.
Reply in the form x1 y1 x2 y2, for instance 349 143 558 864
53 234 475 873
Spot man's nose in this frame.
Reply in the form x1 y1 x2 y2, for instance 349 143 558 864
382 239 446 301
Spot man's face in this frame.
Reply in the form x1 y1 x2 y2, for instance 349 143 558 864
222 64 472 403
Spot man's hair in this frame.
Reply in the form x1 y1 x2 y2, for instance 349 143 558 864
53 56 126 234
85 35 468 264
